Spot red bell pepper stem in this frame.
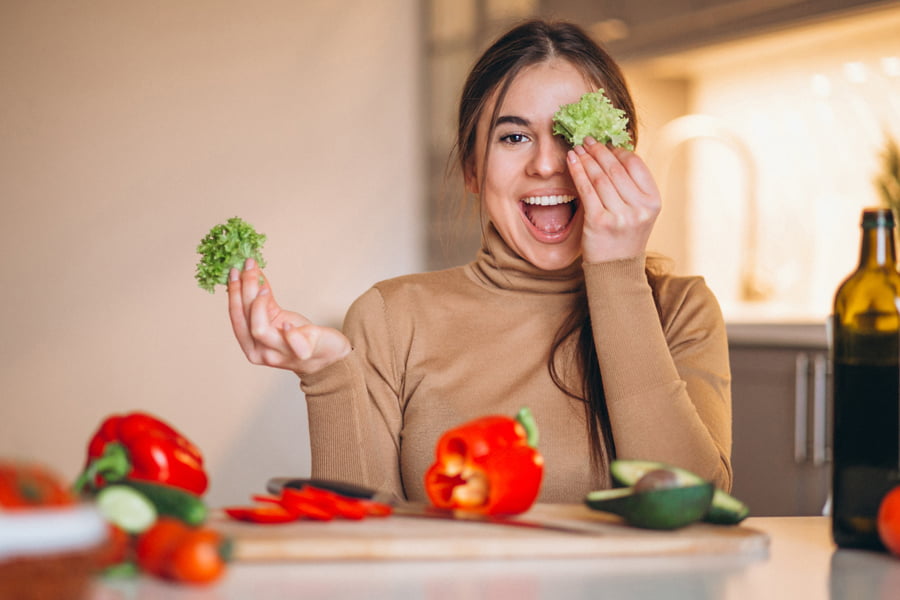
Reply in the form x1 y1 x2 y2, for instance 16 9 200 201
72 442 130 494
516 407 539 448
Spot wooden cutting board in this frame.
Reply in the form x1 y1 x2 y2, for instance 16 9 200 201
213 503 769 561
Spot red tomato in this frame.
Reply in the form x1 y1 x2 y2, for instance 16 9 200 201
136 517 230 584
878 485 900 556
166 528 229 584
136 517 190 576
0 461 75 508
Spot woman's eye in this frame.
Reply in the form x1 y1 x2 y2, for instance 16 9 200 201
500 133 529 145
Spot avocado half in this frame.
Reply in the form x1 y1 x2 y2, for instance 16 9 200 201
609 460 750 525
585 482 714 530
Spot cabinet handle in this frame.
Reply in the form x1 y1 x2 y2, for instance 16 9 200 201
812 353 828 465
794 352 809 463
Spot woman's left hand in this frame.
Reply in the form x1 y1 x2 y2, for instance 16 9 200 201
566 136 661 263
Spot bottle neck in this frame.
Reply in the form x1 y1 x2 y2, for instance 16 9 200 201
859 224 898 268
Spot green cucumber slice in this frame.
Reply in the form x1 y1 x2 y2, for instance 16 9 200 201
114 479 208 526
96 484 158 533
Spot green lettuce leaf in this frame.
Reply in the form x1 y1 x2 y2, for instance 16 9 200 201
195 216 266 293
552 89 634 150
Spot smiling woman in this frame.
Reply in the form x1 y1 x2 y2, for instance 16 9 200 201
464 59 590 270
227 19 733 508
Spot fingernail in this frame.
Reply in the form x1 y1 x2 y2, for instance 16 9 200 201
574 144 586 156
229 268 239 282
245 257 256 270
258 287 269 296
567 150 577 164
584 136 596 146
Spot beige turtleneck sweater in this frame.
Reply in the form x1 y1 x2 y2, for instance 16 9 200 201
300 225 732 503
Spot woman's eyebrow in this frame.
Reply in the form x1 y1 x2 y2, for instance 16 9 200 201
495 115 530 127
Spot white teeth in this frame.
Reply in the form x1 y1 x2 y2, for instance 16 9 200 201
522 195 575 206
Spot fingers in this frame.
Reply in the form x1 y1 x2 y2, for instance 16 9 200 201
227 266 255 355
567 137 662 262
568 137 660 214
226 259 348 375
568 143 625 216
247 287 287 357
283 322 313 360
239 258 265 318
283 323 352 376
609 145 661 199
228 258 280 361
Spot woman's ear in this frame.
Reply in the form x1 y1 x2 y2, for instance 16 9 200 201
463 160 479 195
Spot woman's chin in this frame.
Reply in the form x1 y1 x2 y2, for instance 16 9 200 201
521 244 582 271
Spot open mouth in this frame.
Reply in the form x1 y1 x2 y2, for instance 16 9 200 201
520 194 578 236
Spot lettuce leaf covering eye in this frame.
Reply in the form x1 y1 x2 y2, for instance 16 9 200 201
552 89 634 150
195 216 267 293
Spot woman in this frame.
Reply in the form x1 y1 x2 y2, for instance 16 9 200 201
228 19 732 503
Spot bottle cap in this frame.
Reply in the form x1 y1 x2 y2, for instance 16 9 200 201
861 208 895 228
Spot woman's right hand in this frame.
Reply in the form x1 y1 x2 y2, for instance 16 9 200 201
227 258 351 377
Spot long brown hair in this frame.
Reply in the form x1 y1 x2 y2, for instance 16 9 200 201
451 19 639 475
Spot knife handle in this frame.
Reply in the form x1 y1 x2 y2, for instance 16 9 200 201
267 477 378 500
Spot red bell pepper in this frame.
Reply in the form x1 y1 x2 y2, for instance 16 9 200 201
424 407 543 516
73 411 208 495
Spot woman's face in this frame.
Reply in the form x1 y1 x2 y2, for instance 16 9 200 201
466 59 593 271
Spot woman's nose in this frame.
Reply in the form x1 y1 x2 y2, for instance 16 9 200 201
527 137 567 178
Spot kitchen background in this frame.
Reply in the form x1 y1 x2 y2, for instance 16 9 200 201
2 0 899 511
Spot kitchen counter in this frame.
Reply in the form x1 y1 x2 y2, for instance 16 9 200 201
726 322 828 349
87 516 900 600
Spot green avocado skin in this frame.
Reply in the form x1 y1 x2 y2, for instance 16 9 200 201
584 483 714 530
609 460 750 525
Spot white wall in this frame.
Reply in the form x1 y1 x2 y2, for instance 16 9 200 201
0 1 423 506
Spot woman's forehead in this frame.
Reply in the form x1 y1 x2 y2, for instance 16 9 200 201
492 60 595 118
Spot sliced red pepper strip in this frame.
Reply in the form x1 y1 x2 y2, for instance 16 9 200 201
224 505 297 524
250 494 284 505
356 499 394 517
227 487 393 523
297 486 369 520
247 492 333 521
280 488 335 521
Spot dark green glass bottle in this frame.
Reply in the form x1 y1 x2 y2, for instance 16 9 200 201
832 207 900 550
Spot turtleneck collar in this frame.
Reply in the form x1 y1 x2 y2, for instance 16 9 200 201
465 222 585 294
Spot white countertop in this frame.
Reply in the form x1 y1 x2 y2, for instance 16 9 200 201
87 516 900 600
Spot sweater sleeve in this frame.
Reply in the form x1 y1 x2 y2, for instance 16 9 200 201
583 256 733 491
299 287 405 497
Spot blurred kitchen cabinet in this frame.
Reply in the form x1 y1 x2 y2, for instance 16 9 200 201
542 0 899 59
728 326 831 517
